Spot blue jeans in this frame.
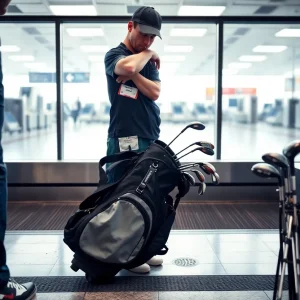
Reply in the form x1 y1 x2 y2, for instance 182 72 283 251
106 137 154 184
0 50 10 287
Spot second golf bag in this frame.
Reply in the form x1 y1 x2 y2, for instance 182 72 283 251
63 139 190 282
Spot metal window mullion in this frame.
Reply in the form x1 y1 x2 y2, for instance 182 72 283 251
55 20 63 160
215 21 224 160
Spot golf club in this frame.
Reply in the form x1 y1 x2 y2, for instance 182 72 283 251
251 162 298 300
198 181 206 195
175 147 214 162
262 152 290 300
182 172 196 186
173 141 215 158
211 172 220 185
165 121 205 148
190 169 205 183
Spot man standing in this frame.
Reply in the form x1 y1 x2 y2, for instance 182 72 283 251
0 1 37 299
104 6 163 273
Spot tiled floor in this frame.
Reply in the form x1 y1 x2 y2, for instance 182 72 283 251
5 229 289 299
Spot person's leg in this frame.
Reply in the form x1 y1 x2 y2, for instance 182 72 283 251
0 46 36 300
0 43 10 289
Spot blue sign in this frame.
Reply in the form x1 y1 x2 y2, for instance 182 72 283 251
64 72 90 83
29 72 90 83
29 72 56 83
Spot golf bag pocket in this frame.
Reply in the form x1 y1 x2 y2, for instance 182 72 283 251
78 192 153 264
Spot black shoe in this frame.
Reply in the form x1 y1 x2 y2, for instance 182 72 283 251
0 278 37 300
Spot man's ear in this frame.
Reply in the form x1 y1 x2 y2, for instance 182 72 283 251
128 21 133 32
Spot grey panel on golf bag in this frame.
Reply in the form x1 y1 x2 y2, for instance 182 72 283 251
79 193 153 264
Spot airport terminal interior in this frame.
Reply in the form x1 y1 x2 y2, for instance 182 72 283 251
1 0 300 299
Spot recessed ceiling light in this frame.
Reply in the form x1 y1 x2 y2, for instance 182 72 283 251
0 45 20 53
252 45 287 53
170 28 207 37
67 28 104 37
9 55 35 62
178 6 226 16
275 29 300 37
50 5 97 16
239 55 267 62
161 56 186 62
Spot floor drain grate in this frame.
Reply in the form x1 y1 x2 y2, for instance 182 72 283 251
173 257 198 267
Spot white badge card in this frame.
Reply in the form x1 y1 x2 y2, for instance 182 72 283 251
118 136 139 152
118 84 138 99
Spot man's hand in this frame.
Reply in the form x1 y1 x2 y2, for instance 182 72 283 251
150 51 160 70
0 0 12 15
116 75 132 84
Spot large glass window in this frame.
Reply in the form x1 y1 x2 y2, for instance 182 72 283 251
1 23 57 161
221 24 300 161
62 23 217 162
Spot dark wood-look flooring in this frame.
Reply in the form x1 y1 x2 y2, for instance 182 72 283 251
7 200 279 230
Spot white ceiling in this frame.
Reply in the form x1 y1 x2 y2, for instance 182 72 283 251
0 0 300 77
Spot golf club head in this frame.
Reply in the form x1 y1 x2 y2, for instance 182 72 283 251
198 182 206 195
199 146 214 156
194 141 215 150
181 121 205 133
211 172 220 185
262 153 289 169
183 172 196 186
251 163 283 186
199 162 216 175
190 169 205 182
282 140 300 175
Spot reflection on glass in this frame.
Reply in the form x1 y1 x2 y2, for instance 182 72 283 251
62 23 217 162
1 23 57 161
221 24 300 161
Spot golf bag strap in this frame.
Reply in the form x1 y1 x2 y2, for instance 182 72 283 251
79 181 116 210
99 151 141 167
98 151 141 186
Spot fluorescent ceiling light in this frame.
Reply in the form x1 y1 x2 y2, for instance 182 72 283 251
228 63 252 69
170 28 207 37
9 55 34 62
67 28 104 37
0 45 20 52
161 55 186 62
239 55 267 62
164 45 193 53
24 62 47 69
50 5 97 16
275 29 300 37
223 69 238 75
80 45 109 53
88 55 105 62
253 45 287 53
178 6 226 16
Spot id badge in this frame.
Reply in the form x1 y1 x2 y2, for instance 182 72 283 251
118 84 138 99
118 136 139 152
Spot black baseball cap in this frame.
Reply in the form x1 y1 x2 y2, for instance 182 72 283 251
131 6 162 39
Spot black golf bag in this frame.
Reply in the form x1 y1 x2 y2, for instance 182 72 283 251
63 139 190 283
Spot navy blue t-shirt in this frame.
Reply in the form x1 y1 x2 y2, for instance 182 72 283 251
104 43 161 140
